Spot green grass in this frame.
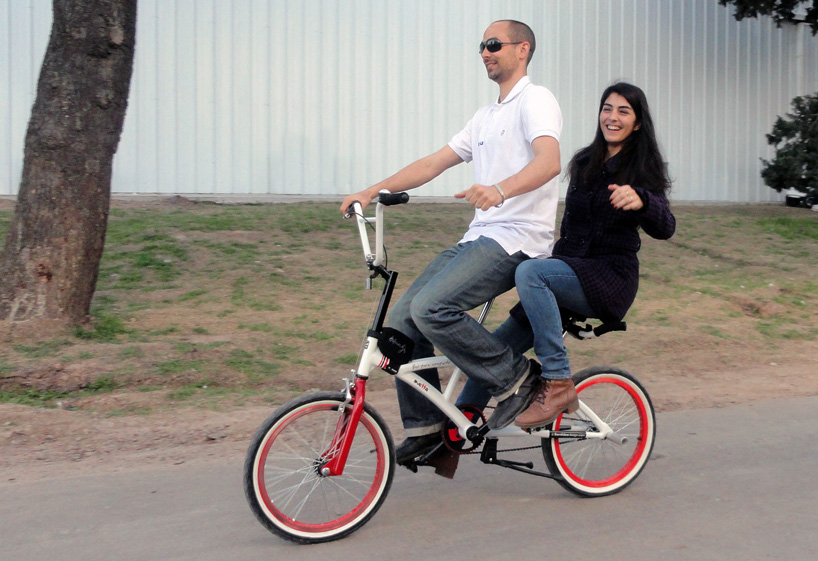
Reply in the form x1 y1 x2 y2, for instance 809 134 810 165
14 339 74 358
225 350 280 382
73 314 130 342
167 385 198 401
0 359 14 376
148 327 179 336
335 353 359 365
700 325 728 339
756 216 818 240
0 210 10 239
2 201 817 416
155 358 203 375
239 323 273 332
119 346 145 359
270 344 298 360
178 289 208 302
0 374 119 407
0 388 70 407
193 240 262 264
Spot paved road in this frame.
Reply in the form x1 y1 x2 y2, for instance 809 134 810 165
2 396 817 561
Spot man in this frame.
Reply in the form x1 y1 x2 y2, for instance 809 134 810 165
339 20 562 471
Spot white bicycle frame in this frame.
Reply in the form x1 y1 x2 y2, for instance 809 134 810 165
349 198 623 445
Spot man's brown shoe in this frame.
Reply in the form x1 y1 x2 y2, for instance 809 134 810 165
514 377 579 429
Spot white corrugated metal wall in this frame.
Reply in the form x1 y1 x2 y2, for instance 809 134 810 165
2 0 817 201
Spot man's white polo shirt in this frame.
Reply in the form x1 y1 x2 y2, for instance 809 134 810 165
448 76 562 258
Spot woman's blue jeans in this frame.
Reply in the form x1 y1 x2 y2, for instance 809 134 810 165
457 258 595 410
388 236 530 436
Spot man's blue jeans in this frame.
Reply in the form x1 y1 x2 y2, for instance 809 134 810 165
457 258 595 410
388 236 529 436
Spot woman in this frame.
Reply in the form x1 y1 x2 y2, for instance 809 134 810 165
470 82 677 430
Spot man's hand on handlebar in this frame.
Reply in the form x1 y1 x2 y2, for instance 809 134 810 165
340 190 374 217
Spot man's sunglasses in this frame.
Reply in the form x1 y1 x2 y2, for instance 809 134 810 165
479 38 522 54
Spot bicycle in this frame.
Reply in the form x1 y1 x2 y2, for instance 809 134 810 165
243 193 656 544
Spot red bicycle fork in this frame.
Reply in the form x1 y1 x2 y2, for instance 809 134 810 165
321 376 367 476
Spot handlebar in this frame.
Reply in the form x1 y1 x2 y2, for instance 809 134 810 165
347 190 410 270
344 191 409 218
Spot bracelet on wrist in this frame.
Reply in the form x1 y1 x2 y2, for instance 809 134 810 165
493 183 506 208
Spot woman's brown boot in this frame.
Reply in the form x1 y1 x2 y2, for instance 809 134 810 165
514 378 579 429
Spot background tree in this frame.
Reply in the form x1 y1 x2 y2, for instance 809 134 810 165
719 0 818 34
761 93 818 196
721 1 818 199
0 0 137 323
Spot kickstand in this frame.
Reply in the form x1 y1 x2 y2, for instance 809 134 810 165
479 438 561 480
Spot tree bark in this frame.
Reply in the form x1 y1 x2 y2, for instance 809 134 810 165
0 0 137 323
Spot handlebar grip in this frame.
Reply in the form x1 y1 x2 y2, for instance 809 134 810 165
377 191 410 206
593 321 627 337
344 201 362 218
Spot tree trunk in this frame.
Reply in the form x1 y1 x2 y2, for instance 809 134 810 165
0 0 137 323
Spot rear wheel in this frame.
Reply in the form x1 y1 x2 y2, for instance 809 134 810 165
542 366 655 497
244 391 395 543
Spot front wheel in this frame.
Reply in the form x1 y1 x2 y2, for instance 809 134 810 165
542 366 656 497
243 391 395 543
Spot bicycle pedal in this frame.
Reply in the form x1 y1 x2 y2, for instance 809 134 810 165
398 444 459 479
417 442 445 463
400 462 418 473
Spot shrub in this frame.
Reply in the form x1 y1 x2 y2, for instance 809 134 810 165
761 93 818 195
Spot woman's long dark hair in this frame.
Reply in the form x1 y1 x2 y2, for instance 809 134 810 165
568 82 671 194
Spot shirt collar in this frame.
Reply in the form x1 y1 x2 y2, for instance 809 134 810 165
497 76 531 104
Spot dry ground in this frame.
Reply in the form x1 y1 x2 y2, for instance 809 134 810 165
1 197 817 482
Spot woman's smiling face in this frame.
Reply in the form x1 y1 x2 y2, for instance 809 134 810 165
599 92 640 157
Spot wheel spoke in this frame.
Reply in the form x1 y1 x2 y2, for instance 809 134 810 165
288 478 325 521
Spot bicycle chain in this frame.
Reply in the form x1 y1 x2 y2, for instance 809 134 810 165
460 443 541 456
